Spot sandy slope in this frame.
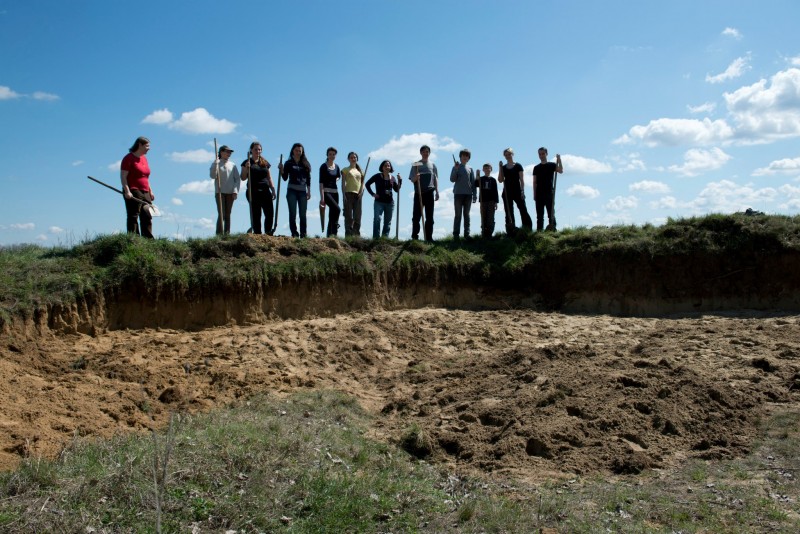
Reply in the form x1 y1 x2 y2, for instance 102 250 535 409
2 308 799 479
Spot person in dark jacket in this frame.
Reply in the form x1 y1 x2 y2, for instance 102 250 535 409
477 163 499 238
365 160 402 239
319 147 342 237
241 141 276 235
279 142 312 237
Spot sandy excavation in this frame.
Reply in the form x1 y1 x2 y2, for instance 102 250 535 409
2 308 799 479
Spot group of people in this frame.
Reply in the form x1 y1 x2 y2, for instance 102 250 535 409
120 137 564 240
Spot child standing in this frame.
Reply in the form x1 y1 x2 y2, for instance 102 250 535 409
450 148 477 238
477 163 499 238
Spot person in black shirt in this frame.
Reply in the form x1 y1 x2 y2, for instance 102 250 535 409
319 147 342 237
279 143 312 237
241 141 276 235
365 160 402 239
477 163 499 238
532 147 563 231
498 147 533 234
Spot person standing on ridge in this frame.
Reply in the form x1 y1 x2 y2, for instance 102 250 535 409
120 136 155 238
409 144 439 241
241 141 276 235
477 163 499 238
365 160 402 239
450 148 477 239
210 145 240 235
498 147 532 234
319 147 342 237
532 147 563 231
279 142 312 238
341 151 365 237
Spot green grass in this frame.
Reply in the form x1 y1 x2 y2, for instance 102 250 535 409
1 393 797 533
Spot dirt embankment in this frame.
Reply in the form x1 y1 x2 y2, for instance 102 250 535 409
1 240 799 476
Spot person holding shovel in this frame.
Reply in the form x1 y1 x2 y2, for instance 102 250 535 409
210 145 240 235
319 147 342 237
241 141 276 235
365 160 402 239
279 142 312 238
341 151 365 237
532 147 563 232
120 136 155 238
498 147 532 234
409 144 439 242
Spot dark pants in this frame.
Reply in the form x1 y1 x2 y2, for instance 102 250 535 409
248 188 274 235
343 192 362 236
453 194 473 237
480 201 497 237
535 190 556 231
502 189 533 233
412 188 435 241
125 189 153 238
215 193 236 235
323 191 341 237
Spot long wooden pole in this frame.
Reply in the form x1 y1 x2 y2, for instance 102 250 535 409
246 147 254 233
395 174 401 239
213 138 224 234
271 154 283 235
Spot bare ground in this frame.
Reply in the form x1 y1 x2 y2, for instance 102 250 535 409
2 307 799 481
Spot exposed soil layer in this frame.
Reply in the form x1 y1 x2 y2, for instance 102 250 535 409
2 308 799 480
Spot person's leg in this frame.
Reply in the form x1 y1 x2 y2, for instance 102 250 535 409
223 194 235 234
286 190 299 237
372 201 382 239
545 191 556 230
297 192 308 237
251 190 264 234
488 202 496 236
326 193 341 237
516 195 533 230
353 194 363 236
125 196 141 235
535 197 545 231
383 202 394 237
411 187 422 239
215 194 224 235
463 196 471 237
503 190 516 233
423 190 435 241
453 195 464 237
262 190 274 235
135 190 154 238
343 193 354 236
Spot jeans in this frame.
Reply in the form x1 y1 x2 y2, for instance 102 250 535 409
372 201 394 239
453 194 473 237
286 188 308 237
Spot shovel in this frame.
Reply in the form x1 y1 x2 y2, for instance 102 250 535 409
87 175 162 217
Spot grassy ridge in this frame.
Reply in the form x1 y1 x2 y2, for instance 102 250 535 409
2 213 799 325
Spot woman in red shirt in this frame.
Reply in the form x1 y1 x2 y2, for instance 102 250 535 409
120 136 155 238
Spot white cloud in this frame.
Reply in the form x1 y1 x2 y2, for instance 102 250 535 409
752 157 800 176
197 217 214 230
706 56 751 84
615 118 734 146
667 147 732 177
171 197 184 206
142 108 174 125
649 196 678 210
177 180 214 194
31 91 59 101
49 226 65 234
693 179 777 213
629 180 670 194
0 85 22 99
107 160 122 172
687 102 716 114
778 184 800 210
721 27 742 40
368 133 461 166
168 108 237 135
71 160 84 167
724 67 800 143
10 222 35 230
35 234 48 242
605 195 638 211
561 154 612 174
168 149 214 163
566 184 600 199
792 56 800 67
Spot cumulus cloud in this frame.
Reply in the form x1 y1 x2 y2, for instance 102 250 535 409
693 179 777 213
667 147 732 177
49 226 65 234
560 154 612 174
11 222 35 230
724 67 800 143
649 196 678 210
722 27 742 40
35 234 48 242
171 198 184 206
142 108 174 125
177 180 214 194
169 108 237 134
31 91 59 101
605 196 638 211
107 160 122 172
687 102 716 114
71 160 84 167
706 56 751 84
566 184 600 199
630 180 670 194
368 133 461 166
752 157 800 176
168 149 215 163
778 184 800 210
614 117 734 146
0 85 21 99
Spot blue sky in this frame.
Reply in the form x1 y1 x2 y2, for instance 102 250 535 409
2 0 799 245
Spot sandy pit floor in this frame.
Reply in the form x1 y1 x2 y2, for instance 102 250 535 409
2 309 799 479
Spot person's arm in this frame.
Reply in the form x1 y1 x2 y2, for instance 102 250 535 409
518 165 525 196
470 168 477 203
450 165 458 183
556 154 563 174
409 162 419 183
365 175 377 198
265 165 276 199
232 164 241 197
433 164 440 201
532 167 538 202
497 162 505 183
319 164 326 207
120 169 132 199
